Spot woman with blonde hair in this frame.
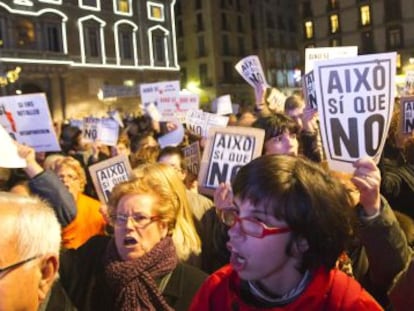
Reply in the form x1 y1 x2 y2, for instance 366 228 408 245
132 163 201 263
59 163 207 311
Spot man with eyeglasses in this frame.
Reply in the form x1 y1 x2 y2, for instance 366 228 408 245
0 192 66 311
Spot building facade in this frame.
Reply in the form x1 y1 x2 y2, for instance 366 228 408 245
176 0 301 110
0 0 179 120
298 0 414 77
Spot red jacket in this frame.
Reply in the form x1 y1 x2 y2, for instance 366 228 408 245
189 265 383 311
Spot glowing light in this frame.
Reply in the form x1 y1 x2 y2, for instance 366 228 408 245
113 0 132 16
13 0 33 6
186 81 201 93
147 1 165 22
39 0 62 4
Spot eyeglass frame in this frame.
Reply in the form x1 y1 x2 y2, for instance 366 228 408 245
220 209 291 238
111 213 161 228
0 255 41 279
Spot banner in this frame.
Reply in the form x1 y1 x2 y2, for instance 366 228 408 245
198 126 264 196
0 93 60 152
89 155 132 204
314 52 396 172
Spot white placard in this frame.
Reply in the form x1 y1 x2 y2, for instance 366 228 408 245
0 124 26 168
314 52 396 173
235 55 269 89
185 110 229 138
305 46 358 74
212 94 233 115
0 93 60 152
140 81 180 121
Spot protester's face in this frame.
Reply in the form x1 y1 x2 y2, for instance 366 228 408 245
264 130 298 156
111 143 130 157
286 107 304 130
158 154 186 181
226 197 301 294
0 212 41 311
114 194 168 261
56 166 82 199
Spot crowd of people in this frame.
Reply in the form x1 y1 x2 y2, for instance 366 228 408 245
0 88 413 311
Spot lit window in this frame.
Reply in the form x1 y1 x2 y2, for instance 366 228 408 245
16 18 36 49
115 0 131 14
148 2 165 21
330 14 339 33
305 21 313 39
396 53 401 70
360 5 371 26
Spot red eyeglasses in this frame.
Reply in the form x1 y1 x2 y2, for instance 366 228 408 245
220 209 291 238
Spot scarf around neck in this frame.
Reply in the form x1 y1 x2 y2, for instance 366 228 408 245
103 236 178 311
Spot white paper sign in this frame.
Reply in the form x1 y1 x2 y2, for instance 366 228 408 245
0 93 60 152
140 81 180 121
98 118 119 146
305 46 358 74
235 55 269 89
0 124 26 168
403 71 414 96
182 141 201 176
157 121 185 148
185 110 229 138
314 52 396 173
82 117 100 143
302 71 318 110
212 94 233 115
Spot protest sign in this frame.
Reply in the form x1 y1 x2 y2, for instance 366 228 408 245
82 116 100 143
403 71 414 96
198 126 265 196
101 84 139 99
140 81 180 121
0 124 26 168
235 55 269 89
83 117 119 146
302 71 318 110
98 118 119 146
185 109 229 138
266 88 286 112
0 93 60 152
89 155 132 204
211 94 233 115
314 52 396 173
182 141 201 176
400 96 414 134
305 46 358 74
158 121 185 148
174 91 200 123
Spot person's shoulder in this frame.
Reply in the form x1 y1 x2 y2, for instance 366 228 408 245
329 269 383 310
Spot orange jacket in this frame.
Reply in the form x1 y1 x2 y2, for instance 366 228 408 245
62 193 106 249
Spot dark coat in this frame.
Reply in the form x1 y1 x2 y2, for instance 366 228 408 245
60 235 207 311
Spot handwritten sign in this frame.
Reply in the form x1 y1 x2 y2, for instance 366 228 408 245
0 93 60 152
314 52 396 172
400 96 414 134
198 126 264 196
89 155 132 204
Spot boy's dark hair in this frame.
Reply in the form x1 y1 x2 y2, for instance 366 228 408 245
157 146 187 171
232 155 355 273
252 113 300 142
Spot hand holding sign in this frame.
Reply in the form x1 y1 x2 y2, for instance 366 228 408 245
351 157 381 217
